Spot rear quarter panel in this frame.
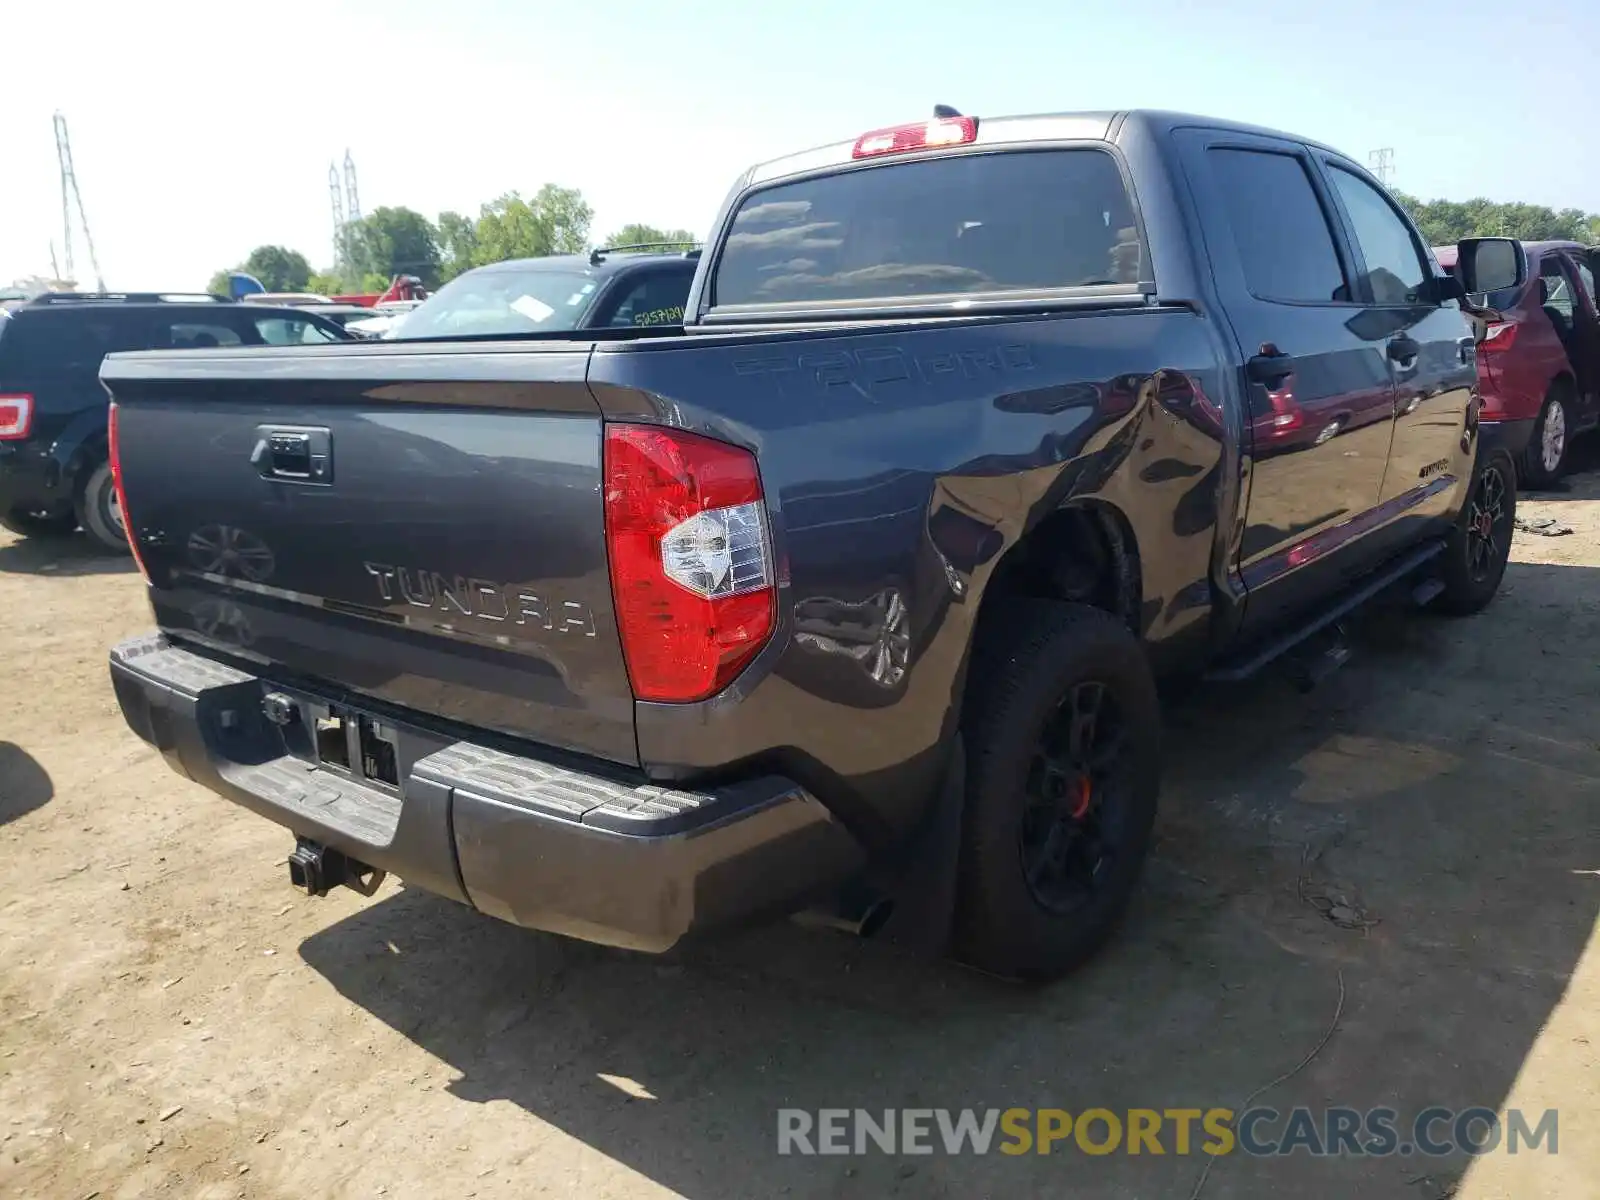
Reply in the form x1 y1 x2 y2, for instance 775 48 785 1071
587 309 1228 842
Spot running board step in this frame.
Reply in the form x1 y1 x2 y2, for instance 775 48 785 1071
1411 576 1446 607
1204 538 1447 683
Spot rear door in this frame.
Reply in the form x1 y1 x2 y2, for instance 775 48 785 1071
1316 160 1477 508
1550 250 1600 428
1174 129 1394 637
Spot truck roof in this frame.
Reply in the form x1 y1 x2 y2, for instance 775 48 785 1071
745 109 1354 186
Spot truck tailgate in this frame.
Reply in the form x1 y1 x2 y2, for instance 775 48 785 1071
102 343 639 766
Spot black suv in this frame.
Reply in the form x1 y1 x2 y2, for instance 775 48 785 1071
0 293 349 551
391 243 701 340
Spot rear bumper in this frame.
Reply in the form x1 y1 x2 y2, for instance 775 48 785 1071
1479 417 1535 460
0 441 74 518
109 633 867 952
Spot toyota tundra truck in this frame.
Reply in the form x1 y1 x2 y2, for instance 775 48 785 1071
102 110 1516 981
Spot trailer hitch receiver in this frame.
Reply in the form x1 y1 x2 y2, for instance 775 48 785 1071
287 838 386 898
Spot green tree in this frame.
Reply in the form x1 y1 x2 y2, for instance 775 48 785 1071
242 245 312 292
604 223 699 250
1396 193 1597 247
436 210 478 282
206 268 232 296
472 185 593 266
306 272 343 296
346 206 442 287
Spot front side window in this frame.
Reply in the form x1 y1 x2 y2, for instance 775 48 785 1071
1206 148 1347 303
713 149 1144 308
1326 166 1428 306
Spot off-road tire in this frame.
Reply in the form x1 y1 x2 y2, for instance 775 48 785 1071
954 600 1161 981
1433 447 1516 616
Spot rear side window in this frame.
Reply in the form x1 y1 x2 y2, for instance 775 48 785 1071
0 310 152 372
1207 148 1347 304
162 321 243 348
712 149 1145 309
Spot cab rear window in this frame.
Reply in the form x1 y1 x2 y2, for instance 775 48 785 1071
711 148 1145 310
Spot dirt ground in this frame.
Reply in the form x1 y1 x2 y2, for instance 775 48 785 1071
2 459 1598 1200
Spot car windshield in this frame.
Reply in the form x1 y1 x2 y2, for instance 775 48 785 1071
394 268 600 339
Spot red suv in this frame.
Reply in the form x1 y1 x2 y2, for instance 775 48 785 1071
1436 240 1600 486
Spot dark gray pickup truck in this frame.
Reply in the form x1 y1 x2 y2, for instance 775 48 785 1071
103 109 1516 980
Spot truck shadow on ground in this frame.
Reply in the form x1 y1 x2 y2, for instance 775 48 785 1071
0 531 135 576
0 742 52 825
298 560 1600 1200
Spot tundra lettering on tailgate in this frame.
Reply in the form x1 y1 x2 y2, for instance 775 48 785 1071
363 562 597 637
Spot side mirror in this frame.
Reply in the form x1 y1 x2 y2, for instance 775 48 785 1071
1456 237 1524 295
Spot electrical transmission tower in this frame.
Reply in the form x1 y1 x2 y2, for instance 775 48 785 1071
53 112 104 291
329 163 347 269
1369 147 1395 188
330 150 361 275
343 150 361 223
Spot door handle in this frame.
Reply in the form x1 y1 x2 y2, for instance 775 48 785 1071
252 425 333 484
1246 351 1294 388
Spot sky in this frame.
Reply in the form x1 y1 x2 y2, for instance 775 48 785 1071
5 0 1599 292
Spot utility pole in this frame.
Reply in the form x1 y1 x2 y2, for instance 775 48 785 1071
53 112 104 291
1369 148 1395 188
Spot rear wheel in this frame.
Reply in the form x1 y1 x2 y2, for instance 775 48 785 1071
1433 447 1516 616
1520 383 1570 489
75 461 128 553
954 601 1161 981
0 509 77 539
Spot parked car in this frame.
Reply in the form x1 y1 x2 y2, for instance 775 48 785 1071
1435 240 1600 486
0 293 350 551
390 243 701 340
102 110 1513 982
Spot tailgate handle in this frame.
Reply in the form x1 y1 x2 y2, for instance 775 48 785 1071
251 425 333 484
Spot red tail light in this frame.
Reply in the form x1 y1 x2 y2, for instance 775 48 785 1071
603 424 775 703
107 402 150 581
852 116 978 159
1479 321 1518 352
0 393 33 440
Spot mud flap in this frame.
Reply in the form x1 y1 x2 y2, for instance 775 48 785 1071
876 737 966 959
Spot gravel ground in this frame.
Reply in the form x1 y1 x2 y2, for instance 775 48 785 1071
1 458 1597 1200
